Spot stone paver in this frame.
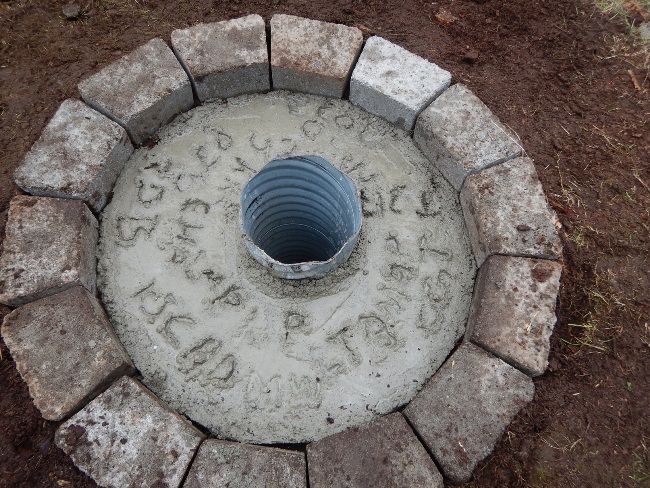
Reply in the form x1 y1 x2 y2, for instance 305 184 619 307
14 99 133 212
0 196 97 307
307 413 443 488
1 286 134 421
270 14 363 98
460 157 561 267
184 439 306 488
55 376 205 488
414 83 522 190
171 15 270 102
404 343 534 483
468 255 562 376
78 38 193 145
350 36 451 131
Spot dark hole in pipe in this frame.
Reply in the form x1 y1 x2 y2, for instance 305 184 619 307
240 155 362 266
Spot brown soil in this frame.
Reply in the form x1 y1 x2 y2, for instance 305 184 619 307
1 1 649 487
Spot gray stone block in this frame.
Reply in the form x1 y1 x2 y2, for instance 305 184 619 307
414 84 522 190
171 15 270 102
0 196 97 307
78 38 193 145
14 99 133 212
1 286 134 421
404 343 534 483
350 36 451 131
460 157 561 267
307 413 443 488
55 376 205 488
468 255 562 376
271 14 363 98
184 440 306 488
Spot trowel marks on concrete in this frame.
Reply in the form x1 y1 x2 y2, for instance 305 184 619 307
98 91 476 443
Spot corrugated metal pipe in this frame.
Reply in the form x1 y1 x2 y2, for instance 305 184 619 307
240 155 362 279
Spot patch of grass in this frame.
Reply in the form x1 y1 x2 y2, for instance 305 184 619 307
596 0 650 19
530 466 548 486
562 283 626 352
590 125 638 154
594 0 650 77
567 225 588 248
563 319 609 351
628 436 649 484
566 223 601 250
604 31 650 72
541 434 585 452
595 0 650 35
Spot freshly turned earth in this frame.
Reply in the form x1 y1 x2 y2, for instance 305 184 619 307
0 1 648 487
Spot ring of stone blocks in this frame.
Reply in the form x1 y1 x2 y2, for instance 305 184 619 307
1 13 563 487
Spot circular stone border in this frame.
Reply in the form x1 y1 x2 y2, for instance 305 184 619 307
0 14 563 487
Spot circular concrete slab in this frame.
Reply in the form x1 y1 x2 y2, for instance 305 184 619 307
98 91 476 443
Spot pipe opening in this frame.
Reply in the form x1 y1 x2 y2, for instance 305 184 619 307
240 155 362 279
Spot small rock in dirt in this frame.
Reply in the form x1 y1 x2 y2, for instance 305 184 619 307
639 22 650 42
435 9 458 25
62 4 81 20
462 50 479 64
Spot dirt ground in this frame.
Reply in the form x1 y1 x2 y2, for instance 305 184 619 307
1 0 649 487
